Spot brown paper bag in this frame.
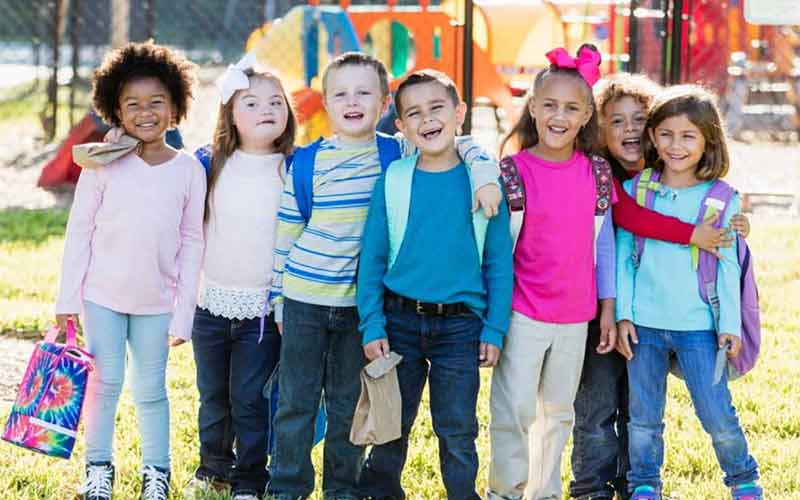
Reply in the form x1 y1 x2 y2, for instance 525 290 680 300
72 134 140 169
350 351 403 446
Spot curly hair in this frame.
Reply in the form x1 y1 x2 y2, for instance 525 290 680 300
594 73 661 121
91 41 196 127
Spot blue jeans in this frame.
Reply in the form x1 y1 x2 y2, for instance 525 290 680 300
191 307 281 493
570 319 630 500
81 301 171 469
359 304 482 500
627 325 759 493
267 298 365 499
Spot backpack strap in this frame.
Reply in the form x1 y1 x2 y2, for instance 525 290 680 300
695 180 736 333
631 168 661 266
193 144 213 178
591 155 613 216
376 132 402 172
499 155 525 254
289 137 324 222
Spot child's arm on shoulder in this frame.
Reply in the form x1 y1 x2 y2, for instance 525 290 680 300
455 136 502 217
596 206 617 354
716 194 743 348
168 162 207 344
613 176 738 254
480 198 514 367
269 163 307 326
358 176 391 360
55 169 104 321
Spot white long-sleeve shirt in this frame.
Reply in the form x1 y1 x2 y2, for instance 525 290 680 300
197 150 284 319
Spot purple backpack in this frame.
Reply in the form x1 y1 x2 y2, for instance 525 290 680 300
631 168 761 380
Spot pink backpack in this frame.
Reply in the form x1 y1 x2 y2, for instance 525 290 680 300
3 321 94 458
631 168 761 380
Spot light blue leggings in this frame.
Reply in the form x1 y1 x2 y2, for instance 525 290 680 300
82 301 172 469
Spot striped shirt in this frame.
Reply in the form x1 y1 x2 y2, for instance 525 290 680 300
269 135 498 321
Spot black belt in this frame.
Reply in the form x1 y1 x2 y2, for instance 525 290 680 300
385 290 470 317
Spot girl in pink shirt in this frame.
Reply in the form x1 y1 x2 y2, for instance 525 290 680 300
488 45 616 500
54 42 205 500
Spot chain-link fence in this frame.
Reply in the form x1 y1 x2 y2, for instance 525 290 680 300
1 0 798 147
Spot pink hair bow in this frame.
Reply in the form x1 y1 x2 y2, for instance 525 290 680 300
545 46 602 87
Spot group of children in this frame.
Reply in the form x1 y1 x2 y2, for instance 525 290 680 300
52 39 762 500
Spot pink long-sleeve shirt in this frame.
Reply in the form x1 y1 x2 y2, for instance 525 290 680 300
55 151 206 340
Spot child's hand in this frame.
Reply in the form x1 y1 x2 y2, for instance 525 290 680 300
730 213 750 238
597 307 617 354
364 338 390 361
690 212 734 258
479 342 501 367
473 184 502 218
55 313 80 333
104 127 125 143
169 336 187 347
718 333 742 358
616 320 638 361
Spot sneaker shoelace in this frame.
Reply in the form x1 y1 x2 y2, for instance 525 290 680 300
142 466 169 500
78 465 113 497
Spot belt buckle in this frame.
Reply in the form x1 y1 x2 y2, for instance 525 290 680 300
416 301 424 315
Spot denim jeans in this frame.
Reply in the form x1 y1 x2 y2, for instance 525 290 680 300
627 325 759 493
570 319 630 500
359 304 483 500
191 307 281 494
267 298 366 499
81 300 171 469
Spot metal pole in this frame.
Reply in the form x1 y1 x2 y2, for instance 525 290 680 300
661 0 670 85
462 0 474 134
628 0 640 73
70 0 80 128
670 0 683 83
146 0 156 40
111 0 130 48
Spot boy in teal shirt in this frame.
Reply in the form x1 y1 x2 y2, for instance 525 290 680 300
357 70 513 499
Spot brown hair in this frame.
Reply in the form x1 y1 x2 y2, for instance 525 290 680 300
205 71 297 221
394 69 461 117
594 73 661 122
500 44 600 157
321 51 390 98
92 40 195 127
643 84 729 180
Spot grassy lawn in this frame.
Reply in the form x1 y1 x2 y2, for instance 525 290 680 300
0 208 798 499
0 82 91 143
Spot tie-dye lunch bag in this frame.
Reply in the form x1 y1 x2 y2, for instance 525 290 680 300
2 320 94 458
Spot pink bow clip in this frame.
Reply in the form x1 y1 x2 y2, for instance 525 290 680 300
545 46 602 87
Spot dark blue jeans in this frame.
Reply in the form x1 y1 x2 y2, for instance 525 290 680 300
359 304 482 500
627 326 759 493
267 298 366 499
570 319 630 500
191 307 281 494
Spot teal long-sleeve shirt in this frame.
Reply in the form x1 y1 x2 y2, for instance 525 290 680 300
616 178 742 336
357 163 514 348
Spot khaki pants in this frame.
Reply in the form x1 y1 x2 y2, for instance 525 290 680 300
488 312 587 500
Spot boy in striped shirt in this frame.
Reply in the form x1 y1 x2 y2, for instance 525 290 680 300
266 52 501 500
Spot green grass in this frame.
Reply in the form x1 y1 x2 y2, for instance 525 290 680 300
0 82 91 142
0 210 798 499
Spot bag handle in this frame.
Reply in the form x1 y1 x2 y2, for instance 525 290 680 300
44 318 77 346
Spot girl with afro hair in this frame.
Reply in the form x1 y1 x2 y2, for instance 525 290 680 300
55 41 206 500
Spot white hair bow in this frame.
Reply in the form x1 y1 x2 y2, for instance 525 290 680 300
216 52 258 105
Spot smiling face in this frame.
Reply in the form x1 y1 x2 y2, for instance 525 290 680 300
529 73 592 161
323 64 388 143
602 95 648 171
649 113 707 178
116 76 174 144
231 76 290 154
395 80 465 158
